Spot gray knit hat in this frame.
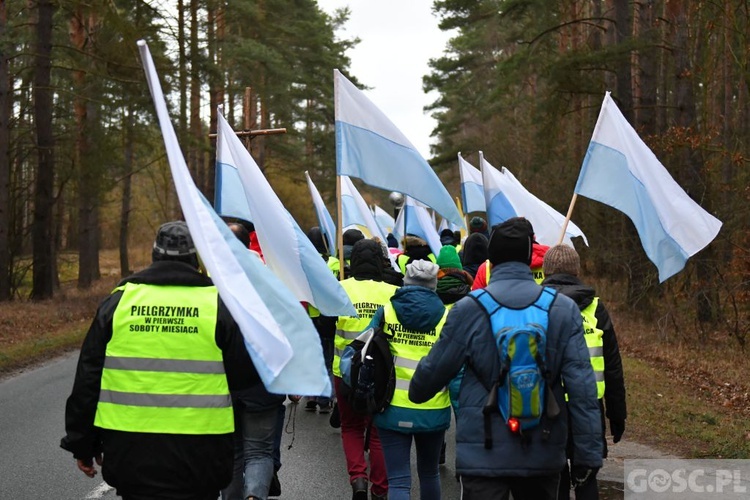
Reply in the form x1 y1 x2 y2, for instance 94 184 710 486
543 244 580 276
404 260 439 290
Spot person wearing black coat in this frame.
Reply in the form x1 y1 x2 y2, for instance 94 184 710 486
61 221 261 500
542 244 627 500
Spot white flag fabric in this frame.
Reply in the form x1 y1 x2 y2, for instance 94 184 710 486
480 152 588 247
138 41 331 396
458 153 486 214
372 204 396 236
305 171 337 255
217 111 355 318
334 69 464 227
575 92 722 282
214 128 253 223
341 176 388 242
393 196 443 255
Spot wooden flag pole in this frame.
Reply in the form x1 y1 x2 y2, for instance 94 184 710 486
557 193 578 245
336 175 345 281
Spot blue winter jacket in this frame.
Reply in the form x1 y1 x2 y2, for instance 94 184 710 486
371 285 452 433
409 261 603 476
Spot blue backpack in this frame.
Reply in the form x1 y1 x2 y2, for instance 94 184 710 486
471 287 559 447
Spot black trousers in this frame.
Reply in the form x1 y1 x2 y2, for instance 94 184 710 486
460 473 561 500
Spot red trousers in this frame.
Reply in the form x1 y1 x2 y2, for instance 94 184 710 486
334 376 388 496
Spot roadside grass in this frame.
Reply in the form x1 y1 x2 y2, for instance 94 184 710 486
623 356 750 459
0 247 150 376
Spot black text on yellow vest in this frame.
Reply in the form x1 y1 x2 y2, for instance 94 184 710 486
94 283 233 434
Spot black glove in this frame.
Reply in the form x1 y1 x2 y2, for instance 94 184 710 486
610 419 625 443
571 465 599 488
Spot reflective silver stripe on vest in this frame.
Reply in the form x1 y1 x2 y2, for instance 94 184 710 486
588 346 604 358
99 389 232 408
395 378 447 393
594 371 605 382
335 347 346 358
393 356 419 371
336 329 362 340
395 378 411 391
104 356 225 374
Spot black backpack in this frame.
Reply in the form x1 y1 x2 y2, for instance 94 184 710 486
340 325 396 415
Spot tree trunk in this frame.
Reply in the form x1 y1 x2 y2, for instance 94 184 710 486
667 0 717 324
119 107 134 278
71 6 100 289
189 0 202 192
0 0 10 300
31 0 56 300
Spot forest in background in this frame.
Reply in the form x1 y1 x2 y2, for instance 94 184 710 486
0 0 747 347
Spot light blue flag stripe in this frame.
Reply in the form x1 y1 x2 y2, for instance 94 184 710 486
486 191 517 227
576 142 687 281
305 172 337 256
215 162 253 222
341 195 362 229
462 181 486 214
336 121 463 227
199 192 331 396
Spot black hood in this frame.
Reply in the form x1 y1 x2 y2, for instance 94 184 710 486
542 273 595 310
350 239 384 281
461 233 489 266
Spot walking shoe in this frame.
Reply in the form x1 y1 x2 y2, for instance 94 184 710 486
304 399 318 411
318 401 333 414
329 402 341 428
439 441 446 465
351 477 368 500
371 490 387 500
268 470 281 497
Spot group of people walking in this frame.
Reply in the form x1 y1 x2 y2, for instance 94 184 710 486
60 215 626 500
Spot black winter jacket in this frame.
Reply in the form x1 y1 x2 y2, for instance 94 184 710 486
542 273 627 425
60 261 260 499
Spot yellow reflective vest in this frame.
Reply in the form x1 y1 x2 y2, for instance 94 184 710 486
94 283 233 434
580 297 605 399
334 278 397 378
383 304 450 410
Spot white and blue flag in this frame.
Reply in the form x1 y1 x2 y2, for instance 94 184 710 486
372 204 396 237
458 153 485 214
214 127 253 223
217 111 355 318
575 92 722 282
334 69 464 227
393 196 443 255
305 171 337 255
340 175 388 241
480 152 588 247
138 40 332 396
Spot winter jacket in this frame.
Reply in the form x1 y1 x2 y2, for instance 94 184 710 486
409 261 603 477
459 233 489 279
372 285 451 433
541 273 627 425
60 261 260 499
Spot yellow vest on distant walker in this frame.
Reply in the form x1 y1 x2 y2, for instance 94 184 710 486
94 283 233 434
383 304 450 410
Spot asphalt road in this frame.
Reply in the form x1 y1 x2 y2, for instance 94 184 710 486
0 352 461 499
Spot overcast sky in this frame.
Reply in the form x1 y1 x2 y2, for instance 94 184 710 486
316 0 452 158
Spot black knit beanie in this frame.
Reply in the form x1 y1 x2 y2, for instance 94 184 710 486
488 217 534 266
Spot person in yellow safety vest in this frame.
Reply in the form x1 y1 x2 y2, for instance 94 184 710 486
334 238 398 500
471 231 550 290
541 244 627 500
370 260 451 499
61 221 261 500
396 235 437 275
